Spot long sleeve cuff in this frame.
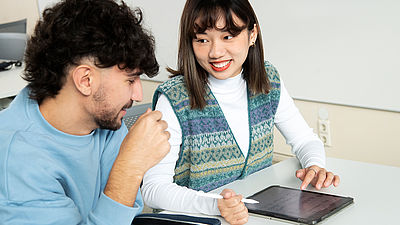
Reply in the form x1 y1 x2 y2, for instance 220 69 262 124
89 192 143 225
296 140 326 169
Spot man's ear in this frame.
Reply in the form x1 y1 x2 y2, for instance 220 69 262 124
71 65 94 96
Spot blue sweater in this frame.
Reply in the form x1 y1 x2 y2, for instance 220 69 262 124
0 88 143 225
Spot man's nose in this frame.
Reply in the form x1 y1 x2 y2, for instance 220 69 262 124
131 79 143 102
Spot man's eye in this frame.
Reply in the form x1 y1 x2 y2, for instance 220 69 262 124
128 80 135 84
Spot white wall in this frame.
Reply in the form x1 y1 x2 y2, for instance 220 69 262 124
274 99 400 168
134 0 400 112
0 0 39 34
252 0 400 112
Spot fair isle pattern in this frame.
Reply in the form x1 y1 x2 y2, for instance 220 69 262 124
152 62 281 192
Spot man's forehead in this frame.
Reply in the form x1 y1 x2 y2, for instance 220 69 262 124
122 67 143 76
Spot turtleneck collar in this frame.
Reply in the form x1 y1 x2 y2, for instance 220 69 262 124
207 70 246 94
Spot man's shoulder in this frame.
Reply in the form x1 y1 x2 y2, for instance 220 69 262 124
0 130 70 204
0 130 49 158
0 130 55 182
0 88 33 130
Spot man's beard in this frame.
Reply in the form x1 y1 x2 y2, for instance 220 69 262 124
94 111 122 131
94 100 133 130
93 86 133 130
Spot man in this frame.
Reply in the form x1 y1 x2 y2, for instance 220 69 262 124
0 0 170 224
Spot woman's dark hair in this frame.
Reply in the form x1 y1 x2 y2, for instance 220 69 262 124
24 0 159 104
168 0 269 109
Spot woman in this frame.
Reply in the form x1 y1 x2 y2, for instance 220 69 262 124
142 0 340 224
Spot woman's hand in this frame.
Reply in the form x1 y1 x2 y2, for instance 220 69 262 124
296 166 340 190
218 189 249 225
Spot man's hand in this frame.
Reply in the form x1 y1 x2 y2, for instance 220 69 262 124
105 109 170 206
296 166 340 190
118 108 170 174
218 189 249 225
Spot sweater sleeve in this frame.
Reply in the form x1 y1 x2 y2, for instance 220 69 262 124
274 78 326 168
90 126 144 225
142 94 220 215
0 192 141 225
87 191 143 225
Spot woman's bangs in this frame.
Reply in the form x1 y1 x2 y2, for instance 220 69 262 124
193 6 247 36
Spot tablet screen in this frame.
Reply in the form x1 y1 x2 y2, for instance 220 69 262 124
246 185 353 224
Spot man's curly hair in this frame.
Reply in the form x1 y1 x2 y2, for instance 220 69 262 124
23 0 159 104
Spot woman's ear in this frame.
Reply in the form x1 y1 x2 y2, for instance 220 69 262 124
249 24 258 46
71 65 94 96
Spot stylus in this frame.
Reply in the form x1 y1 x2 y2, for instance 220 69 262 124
196 191 259 204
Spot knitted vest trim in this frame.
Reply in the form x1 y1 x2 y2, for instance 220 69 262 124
152 61 281 192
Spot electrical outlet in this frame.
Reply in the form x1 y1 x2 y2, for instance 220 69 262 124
318 119 332 147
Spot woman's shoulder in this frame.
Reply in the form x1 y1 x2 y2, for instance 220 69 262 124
154 75 189 103
157 75 185 91
156 75 187 94
264 61 280 83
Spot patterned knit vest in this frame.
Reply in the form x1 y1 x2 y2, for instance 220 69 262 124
152 62 281 192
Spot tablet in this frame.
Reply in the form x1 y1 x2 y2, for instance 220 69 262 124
245 185 354 224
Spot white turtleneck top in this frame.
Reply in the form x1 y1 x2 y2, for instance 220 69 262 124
142 73 325 215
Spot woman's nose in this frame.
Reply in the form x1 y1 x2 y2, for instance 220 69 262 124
208 41 225 59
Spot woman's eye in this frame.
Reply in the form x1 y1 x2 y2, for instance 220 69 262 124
196 39 208 43
224 35 233 40
128 80 135 84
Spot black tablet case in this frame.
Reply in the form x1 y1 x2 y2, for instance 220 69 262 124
132 213 221 225
246 185 353 225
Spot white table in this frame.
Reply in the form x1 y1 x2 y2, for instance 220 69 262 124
165 157 400 224
0 65 26 99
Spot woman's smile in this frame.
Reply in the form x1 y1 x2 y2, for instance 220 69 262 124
210 60 232 72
